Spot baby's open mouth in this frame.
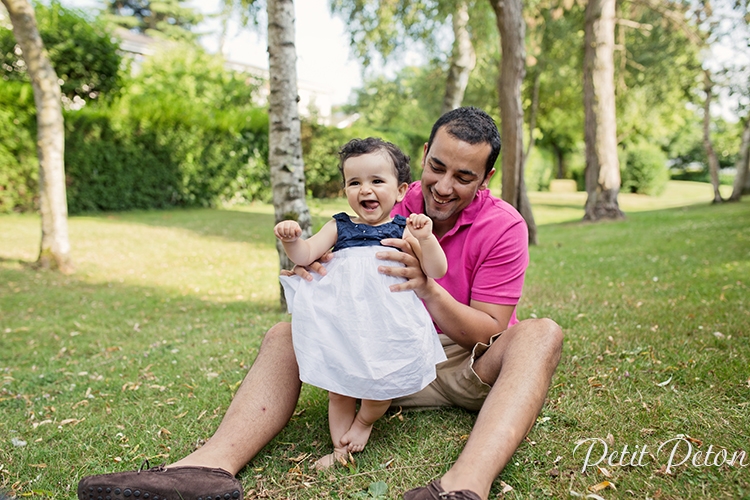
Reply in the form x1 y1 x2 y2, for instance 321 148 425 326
361 200 380 210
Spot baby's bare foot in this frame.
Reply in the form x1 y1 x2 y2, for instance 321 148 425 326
340 417 374 453
313 447 348 471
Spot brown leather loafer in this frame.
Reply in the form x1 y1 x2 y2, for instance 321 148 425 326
403 479 482 500
77 464 243 500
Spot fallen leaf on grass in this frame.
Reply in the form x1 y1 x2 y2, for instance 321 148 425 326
59 418 84 426
499 480 513 495
29 464 47 468
157 428 171 439
683 435 703 446
288 453 310 463
11 438 27 447
597 466 612 478
32 420 53 429
569 490 605 499
656 376 672 387
589 480 616 493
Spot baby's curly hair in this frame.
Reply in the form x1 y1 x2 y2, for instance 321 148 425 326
338 137 412 185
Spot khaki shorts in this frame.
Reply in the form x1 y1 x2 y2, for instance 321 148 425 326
391 331 504 412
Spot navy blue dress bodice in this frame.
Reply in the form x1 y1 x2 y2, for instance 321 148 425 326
332 212 406 252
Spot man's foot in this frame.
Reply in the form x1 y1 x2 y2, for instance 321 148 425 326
313 447 349 471
77 464 243 500
402 479 481 500
339 417 373 453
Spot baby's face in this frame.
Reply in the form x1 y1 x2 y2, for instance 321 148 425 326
342 152 408 226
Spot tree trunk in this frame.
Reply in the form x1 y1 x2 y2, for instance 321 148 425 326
729 117 750 201
441 0 476 114
2 0 73 272
489 0 537 245
552 143 566 179
702 70 724 204
583 0 624 221
267 0 312 306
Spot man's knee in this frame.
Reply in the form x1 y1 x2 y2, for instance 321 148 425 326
519 317 561 341
259 322 294 354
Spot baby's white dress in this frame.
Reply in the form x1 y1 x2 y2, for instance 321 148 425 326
279 213 447 400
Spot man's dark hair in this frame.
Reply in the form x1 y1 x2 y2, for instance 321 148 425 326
426 106 501 177
338 137 412 185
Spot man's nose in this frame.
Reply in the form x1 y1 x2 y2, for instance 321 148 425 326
434 176 453 195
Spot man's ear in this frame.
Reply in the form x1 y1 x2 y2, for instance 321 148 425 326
421 142 429 168
479 168 496 190
396 182 409 202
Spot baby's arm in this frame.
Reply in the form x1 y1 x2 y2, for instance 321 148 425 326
404 214 447 279
273 219 338 267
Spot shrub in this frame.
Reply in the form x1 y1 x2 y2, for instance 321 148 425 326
0 81 37 213
0 1 122 103
621 140 670 195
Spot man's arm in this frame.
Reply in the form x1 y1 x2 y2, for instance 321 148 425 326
377 238 514 350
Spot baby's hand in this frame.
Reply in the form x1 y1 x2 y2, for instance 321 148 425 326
407 213 433 240
274 220 302 242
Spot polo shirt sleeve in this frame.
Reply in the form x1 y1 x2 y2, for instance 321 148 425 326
471 217 529 306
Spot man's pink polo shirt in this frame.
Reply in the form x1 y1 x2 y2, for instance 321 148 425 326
392 181 529 329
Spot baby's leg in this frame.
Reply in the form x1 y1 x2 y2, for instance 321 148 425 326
340 399 391 453
314 392 355 470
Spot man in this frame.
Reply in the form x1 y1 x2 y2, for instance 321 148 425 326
78 107 562 500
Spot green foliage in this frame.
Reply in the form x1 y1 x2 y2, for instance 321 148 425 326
0 1 122 103
302 120 428 199
63 45 269 213
0 82 37 212
621 140 670 195
104 0 203 42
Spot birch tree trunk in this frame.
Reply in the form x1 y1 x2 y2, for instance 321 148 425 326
2 0 72 272
267 0 311 305
441 0 476 114
729 117 750 201
702 70 724 204
583 0 624 221
489 0 537 245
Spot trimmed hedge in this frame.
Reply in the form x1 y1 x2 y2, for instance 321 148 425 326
63 105 269 213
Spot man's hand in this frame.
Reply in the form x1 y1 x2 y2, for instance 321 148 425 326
406 213 433 241
274 220 302 242
281 251 333 281
377 238 433 297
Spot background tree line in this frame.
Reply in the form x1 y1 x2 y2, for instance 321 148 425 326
0 0 748 268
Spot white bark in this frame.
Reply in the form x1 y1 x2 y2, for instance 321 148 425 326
267 0 311 284
702 70 724 204
583 0 624 221
441 0 476 114
491 0 537 245
729 118 750 201
2 0 73 272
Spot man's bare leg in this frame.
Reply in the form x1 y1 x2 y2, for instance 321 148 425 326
314 392 356 470
170 322 301 475
438 318 562 500
340 398 391 452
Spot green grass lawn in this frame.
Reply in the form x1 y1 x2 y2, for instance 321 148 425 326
1 182 748 499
